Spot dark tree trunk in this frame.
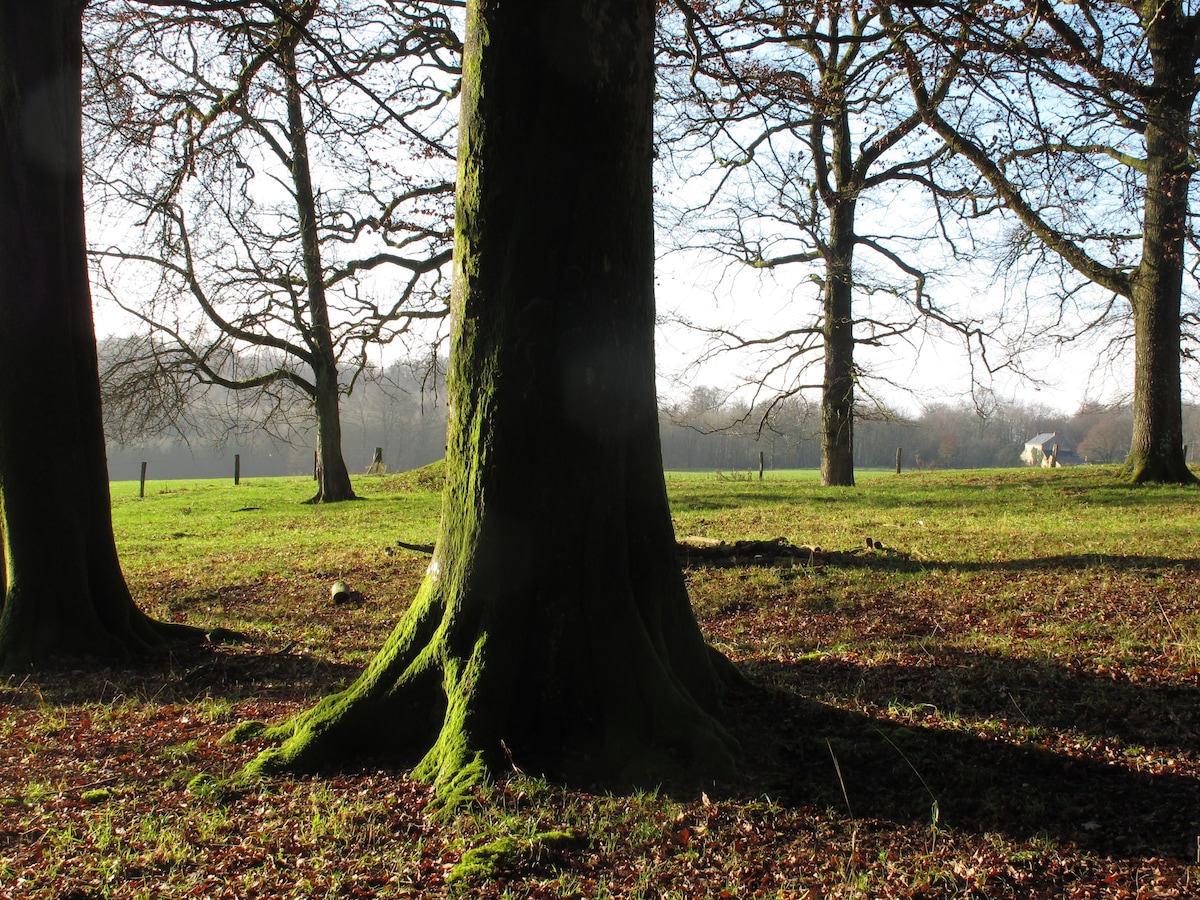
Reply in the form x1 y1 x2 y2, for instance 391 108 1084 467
0 1 196 671
246 0 740 796
815 93 858 487
1124 8 1197 484
310 361 356 503
282 34 357 504
821 201 856 488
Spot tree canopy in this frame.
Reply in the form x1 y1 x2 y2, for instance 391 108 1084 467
78 0 1200 485
658 0 973 486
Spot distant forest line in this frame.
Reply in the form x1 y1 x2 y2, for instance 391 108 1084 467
103 357 1199 481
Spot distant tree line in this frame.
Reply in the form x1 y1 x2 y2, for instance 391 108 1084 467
658 388 1200 473
100 338 1199 479
101 343 450 481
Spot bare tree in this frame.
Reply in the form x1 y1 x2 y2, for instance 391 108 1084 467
884 0 1200 484
1077 412 1134 464
84 0 460 502
657 0 989 486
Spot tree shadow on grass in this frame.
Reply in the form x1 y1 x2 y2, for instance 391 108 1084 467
168 644 366 702
3 644 366 707
687 550 1200 574
782 647 1200 752
940 553 1200 574
727 656 1200 861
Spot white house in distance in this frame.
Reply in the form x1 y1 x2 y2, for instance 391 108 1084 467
1021 431 1075 466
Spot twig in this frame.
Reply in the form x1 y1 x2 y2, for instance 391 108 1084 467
826 740 859 879
1156 597 1181 642
875 728 941 850
396 539 435 554
1006 691 1031 724
826 739 854 820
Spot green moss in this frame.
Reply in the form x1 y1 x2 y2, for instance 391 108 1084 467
420 751 489 820
447 830 583 885
81 788 113 804
239 582 451 783
413 634 491 814
448 836 520 884
223 720 267 744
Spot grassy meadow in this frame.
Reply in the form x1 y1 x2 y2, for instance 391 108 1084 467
4 464 1200 898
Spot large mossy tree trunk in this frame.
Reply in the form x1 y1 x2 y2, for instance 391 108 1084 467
0 0 196 671
247 0 741 795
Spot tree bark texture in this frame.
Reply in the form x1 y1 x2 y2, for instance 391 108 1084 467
1124 6 1197 484
282 36 358 504
246 0 740 795
310 361 356 503
819 122 857 488
0 0 190 670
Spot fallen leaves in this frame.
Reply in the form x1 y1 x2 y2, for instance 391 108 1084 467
6 516 1200 897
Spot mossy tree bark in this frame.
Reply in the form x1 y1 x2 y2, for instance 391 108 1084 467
0 0 197 671
247 0 741 794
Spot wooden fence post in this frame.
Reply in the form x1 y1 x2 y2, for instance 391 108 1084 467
234 454 241 485
759 451 764 481
895 448 902 475
139 461 147 498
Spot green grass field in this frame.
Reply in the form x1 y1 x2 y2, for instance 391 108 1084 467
5 464 1200 898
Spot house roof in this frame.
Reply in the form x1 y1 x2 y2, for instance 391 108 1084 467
1025 432 1058 447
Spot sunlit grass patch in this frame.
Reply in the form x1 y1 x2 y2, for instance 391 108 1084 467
6 465 1200 897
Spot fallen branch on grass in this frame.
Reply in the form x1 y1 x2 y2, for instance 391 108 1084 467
394 539 436 554
677 535 908 567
